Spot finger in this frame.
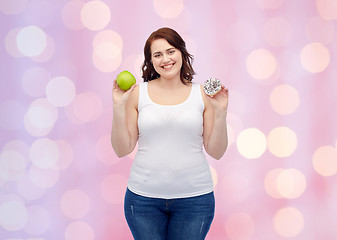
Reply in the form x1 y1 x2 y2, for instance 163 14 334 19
220 87 228 95
128 83 137 92
124 83 138 96
113 79 118 90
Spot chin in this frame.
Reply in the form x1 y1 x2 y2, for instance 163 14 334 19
161 73 179 80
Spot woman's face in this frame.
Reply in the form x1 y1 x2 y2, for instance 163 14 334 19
150 38 182 80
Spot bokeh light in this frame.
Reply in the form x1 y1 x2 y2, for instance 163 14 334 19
300 42 330 73
312 145 337 176
65 221 95 240
16 25 47 57
28 166 59 189
92 30 123 72
0 200 27 231
94 42 121 60
55 140 74 170
120 54 144 81
4 28 24 58
256 0 284 9
16 173 45 201
153 0 184 18
30 34 55 63
1 0 337 239
0 150 26 181
81 1 111 31
23 205 50 235
61 0 85 30
46 76 76 107
64 92 103 123
273 207 304 237
276 168 306 199
24 98 58 137
29 138 59 169
246 49 277 80
270 84 300 115
237 128 267 159
264 168 284 199
2 140 29 156
316 0 337 20
92 50 122 72
60 189 90 219
265 168 307 200
93 30 123 49
267 127 297 157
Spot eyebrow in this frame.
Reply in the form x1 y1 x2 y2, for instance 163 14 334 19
152 47 176 56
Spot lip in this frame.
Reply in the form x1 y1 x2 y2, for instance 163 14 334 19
161 63 175 70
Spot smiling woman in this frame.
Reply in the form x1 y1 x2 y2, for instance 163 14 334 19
111 27 229 240
1 0 337 239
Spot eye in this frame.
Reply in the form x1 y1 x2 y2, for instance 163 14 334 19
168 50 175 54
154 53 161 58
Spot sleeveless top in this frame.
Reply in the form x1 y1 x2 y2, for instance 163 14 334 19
127 82 214 199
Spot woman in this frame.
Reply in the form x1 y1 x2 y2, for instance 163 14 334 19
111 27 228 240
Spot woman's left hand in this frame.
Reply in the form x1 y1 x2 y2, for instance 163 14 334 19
207 86 228 112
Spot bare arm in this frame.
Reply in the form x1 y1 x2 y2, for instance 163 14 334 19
111 80 139 157
202 85 229 160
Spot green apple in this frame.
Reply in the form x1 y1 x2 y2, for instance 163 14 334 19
116 70 136 91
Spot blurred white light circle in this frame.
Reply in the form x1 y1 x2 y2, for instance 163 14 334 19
153 0 184 19
0 150 26 181
246 49 277 80
0 200 27 231
24 205 50 235
24 98 58 137
29 138 59 169
273 207 304 237
46 76 76 107
237 128 267 159
267 127 297 157
300 42 330 73
81 1 111 31
16 25 47 57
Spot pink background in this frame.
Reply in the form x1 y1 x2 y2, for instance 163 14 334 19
1 0 337 239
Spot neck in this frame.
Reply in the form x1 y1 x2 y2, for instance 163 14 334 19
157 76 185 89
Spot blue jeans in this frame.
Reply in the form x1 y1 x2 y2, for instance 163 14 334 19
124 188 215 240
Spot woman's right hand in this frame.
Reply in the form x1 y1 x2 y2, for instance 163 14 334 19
112 79 137 105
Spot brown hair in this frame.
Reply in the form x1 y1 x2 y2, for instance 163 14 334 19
141 27 195 83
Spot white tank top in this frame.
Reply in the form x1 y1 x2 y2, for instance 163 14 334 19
127 82 214 199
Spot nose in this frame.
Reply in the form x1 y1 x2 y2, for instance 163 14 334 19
162 53 170 63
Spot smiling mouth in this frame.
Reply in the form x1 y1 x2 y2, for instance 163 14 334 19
162 63 174 69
